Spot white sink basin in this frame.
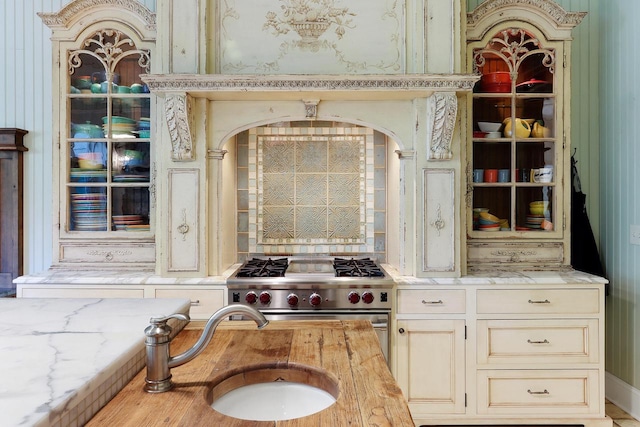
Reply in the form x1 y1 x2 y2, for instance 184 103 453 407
208 366 338 421
211 381 336 421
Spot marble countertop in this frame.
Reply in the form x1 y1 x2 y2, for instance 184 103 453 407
0 298 191 427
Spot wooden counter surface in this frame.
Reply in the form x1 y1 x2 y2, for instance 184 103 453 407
88 320 414 426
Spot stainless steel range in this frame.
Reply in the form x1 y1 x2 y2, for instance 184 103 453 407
227 256 394 363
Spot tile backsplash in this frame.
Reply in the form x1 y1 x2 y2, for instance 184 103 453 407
236 124 386 260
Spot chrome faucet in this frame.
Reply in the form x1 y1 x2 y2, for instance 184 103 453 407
144 304 269 393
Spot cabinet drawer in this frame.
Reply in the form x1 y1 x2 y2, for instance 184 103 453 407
477 370 600 415
477 289 600 315
155 288 224 320
60 243 155 264
477 319 599 365
20 287 144 298
397 289 465 314
467 242 564 265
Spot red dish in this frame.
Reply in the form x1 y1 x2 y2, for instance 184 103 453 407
480 72 511 93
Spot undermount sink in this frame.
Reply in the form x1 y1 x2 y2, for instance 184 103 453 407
208 365 338 421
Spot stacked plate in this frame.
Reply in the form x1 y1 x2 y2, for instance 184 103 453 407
525 214 545 229
102 116 136 138
71 193 107 231
112 214 148 231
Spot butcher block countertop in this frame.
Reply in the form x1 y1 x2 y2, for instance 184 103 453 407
88 319 414 426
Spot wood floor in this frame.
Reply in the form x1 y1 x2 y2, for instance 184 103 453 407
607 400 640 427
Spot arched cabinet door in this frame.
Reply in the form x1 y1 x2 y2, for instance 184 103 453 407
40 0 156 268
466 0 585 270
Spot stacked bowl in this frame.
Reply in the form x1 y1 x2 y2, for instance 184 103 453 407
526 201 550 229
478 211 501 231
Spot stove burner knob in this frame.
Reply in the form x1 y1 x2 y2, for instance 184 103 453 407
287 293 299 307
348 291 361 304
245 291 258 305
362 291 375 304
259 291 271 305
309 293 322 307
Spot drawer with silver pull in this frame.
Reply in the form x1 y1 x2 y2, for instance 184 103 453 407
477 319 599 365
397 289 465 314
477 289 600 315
477 369 600 415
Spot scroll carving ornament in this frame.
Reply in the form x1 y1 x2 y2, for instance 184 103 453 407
38 0 156 31
466 0 586 28
165 94 195 161
428 92 457 160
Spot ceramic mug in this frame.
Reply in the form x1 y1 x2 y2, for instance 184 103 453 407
533 167 553 183
498 169 510 182
484 169 498 183
473 169 484 182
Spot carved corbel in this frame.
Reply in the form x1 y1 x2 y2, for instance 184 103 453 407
165 93 195 161
303 99 319 119
428 92 457 160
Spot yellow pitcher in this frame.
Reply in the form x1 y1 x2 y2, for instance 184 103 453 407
502 118 531 138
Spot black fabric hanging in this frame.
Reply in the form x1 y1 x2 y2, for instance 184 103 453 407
570 150 607 293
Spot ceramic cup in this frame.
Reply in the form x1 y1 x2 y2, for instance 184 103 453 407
533 167 553 183
498 169 510 182
473 169 484 182
518 168 530 182
484 169 498 183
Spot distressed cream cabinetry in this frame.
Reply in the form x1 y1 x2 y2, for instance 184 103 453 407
466 0 584 270
40 0 156 270
393 277 610 427
17 281 225 321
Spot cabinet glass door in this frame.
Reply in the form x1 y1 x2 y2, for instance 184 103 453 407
66 29 151 233
471 28 559 235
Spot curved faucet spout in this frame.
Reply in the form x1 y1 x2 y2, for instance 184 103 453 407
144 304 268 393
169 304 268 369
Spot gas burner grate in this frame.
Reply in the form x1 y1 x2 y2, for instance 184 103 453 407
333 257 385 277
236 258 289 277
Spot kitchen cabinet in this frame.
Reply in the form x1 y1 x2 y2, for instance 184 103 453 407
466 0 583 270
396 318 466 415
41 1 156 269
394 278 609 427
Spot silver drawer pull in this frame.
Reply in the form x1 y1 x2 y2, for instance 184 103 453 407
190 299 201 306
528 299 550 304
422 299 443 305
527 339 550 344
527 389 549 395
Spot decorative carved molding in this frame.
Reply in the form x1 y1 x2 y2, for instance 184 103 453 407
165 94 195 161
68 29 151 76
303 99 320 119
207 149 228 160
38 0 156 31
430 204 446 236
141 74 480 96
177 209 190 241
466 0 585 30
472 28 555 75
428 92 457 161
394 150 415 159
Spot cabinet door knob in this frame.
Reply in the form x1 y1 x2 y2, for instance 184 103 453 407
398 328 405 334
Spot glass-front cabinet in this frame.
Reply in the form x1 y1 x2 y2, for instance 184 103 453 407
466 9 581 269
66 30 151 234
44 7 156 267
